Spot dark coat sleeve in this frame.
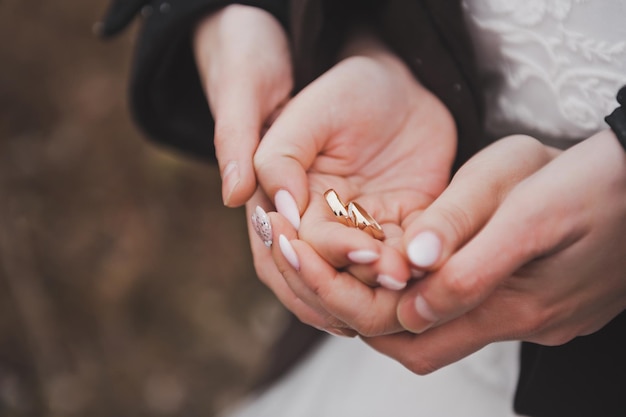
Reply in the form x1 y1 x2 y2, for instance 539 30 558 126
99 0 289 161
376 0 486 169
514 311 626 417
287 0 485 170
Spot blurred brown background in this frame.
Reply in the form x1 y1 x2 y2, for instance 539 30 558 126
0 1 286 415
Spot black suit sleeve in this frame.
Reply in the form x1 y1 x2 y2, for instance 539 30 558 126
99 0 289 161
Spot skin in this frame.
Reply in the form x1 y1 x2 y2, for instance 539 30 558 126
193 4 292 207
267 126 626 374
247 31 458 334
371 129 626 374
193 10 626 374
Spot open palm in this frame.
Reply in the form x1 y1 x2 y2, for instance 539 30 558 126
250 35 458 335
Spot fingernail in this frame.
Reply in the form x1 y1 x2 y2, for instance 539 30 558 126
377 274 407 290
347 250 379 264
275 189 300 230
326 328 353 337
251 206 272 247
407 231 441 268
222 161 240 206
411 268 426 279
279 234 300 271
414 294 438 332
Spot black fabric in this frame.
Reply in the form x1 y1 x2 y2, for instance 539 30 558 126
515 311 626 417
605 86 626 152
374 0 485 170
288 0 485 170
98 0 151 37
101 0 289 161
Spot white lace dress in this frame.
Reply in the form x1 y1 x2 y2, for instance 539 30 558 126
463 0 626 145
221 2 626 416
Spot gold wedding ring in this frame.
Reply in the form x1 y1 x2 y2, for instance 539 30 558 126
323 189 354 227
324 189 385 240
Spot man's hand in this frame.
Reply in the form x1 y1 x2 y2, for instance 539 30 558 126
367 132 626 374
194 4 292 206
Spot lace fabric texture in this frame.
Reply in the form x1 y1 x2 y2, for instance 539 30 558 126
462 0 626 144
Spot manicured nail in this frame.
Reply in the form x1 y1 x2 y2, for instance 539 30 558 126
411 268 426 279
414 294 438 332
274 189 300 230
347 250 379 264
222 161 240 206
377 274 407 291
251 206 272 247
407 231 441 268
279 234 300 271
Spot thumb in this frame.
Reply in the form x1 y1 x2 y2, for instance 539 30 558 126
193 6 292 207
211 89 280 207
403 135 555 271
398 136 557 334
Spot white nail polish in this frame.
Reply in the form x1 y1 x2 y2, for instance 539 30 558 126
347 250 379 264
279 235 300 271
407 231 441 268
251 206 272 247
275 189 301 230
377 274 407 291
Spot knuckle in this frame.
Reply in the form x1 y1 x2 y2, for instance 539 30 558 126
435 202 475 245
515 301 582 346
213 123 235 146
402 355 441 375
501 134 543 150
324 315 347 330
441 268 483 306
293 310 324 329
536 330 578 346
252 149 271 173
308 278 330 301
352 321 381 338
512 300 555 339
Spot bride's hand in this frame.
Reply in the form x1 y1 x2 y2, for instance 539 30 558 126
248 31 457 335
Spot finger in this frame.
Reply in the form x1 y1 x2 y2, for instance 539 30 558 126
252 92 328 230
253 62 370 230
403 135 555 272
194 6 292 207
299 193 411 290
397 160 575 334
364 311 496 375
261 211 347 329
401 130 626 336
273 231 404 336
246 198 328 329
213 94 265 207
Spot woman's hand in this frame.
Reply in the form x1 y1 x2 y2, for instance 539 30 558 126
193 4 292 207
366 131 626 374
248 32 457 335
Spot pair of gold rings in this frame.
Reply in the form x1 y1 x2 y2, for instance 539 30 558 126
324 189 385 240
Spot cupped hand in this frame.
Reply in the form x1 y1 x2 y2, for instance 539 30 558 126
248 31 457 335
193 4 292 206
366 131 626 374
